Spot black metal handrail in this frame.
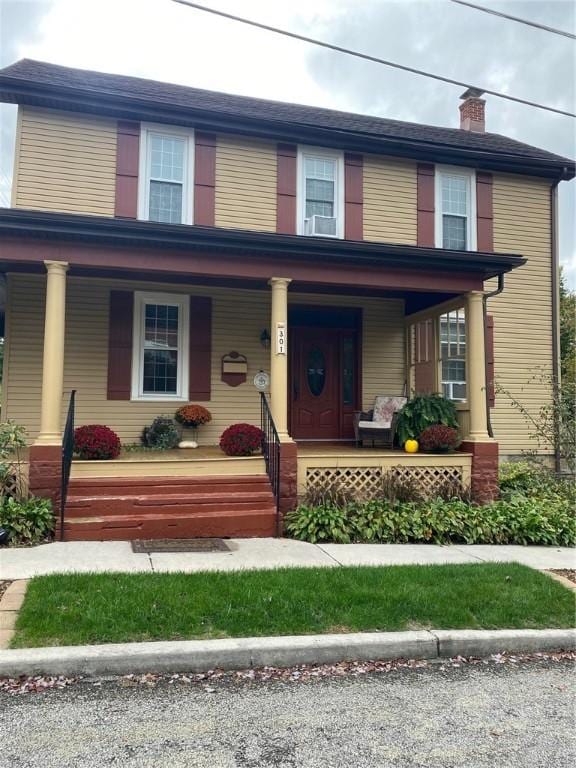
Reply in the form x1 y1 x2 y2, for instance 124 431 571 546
260 392 281 536
60 390 76 541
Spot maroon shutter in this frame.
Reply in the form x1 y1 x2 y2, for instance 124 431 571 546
115 121 140 218
107 291 133 400
414 320 436 394
189 296 212 401
485 313 495 408
194 132 216 226
417 163 435 247
276 143 297 234
476 172 494 251
344 152 363 240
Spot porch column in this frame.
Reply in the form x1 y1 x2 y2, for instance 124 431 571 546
268 277 292 440
465 290 491 442
35 260 69 445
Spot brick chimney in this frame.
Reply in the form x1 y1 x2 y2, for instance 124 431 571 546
459 88 486 132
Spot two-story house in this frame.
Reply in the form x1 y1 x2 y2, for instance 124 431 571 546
0 59 573 540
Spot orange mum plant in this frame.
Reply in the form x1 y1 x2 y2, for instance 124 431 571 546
175 404 212 428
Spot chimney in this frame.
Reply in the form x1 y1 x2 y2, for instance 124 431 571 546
459 88 486 132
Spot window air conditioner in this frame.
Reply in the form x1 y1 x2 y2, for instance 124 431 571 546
304 215 337 237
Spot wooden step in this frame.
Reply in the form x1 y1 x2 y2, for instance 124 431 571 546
68 475 271 497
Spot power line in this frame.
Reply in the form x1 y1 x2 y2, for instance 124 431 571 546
450 0 576 41
171 0 575 118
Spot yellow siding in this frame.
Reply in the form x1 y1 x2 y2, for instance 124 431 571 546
4 275 404 444
214 135 277 231
490 174 553 456
363 156 417 244
13 107 117 216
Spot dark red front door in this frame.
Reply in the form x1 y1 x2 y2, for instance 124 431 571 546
291 329 341 439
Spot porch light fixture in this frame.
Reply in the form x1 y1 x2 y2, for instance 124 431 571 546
260 329 271 349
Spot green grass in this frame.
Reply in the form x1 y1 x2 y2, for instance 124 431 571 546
11 563 575 649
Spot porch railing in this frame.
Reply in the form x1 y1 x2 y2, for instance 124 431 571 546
60 390 76 542
260 392 281 536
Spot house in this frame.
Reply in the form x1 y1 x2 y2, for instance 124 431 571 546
0 59 573 540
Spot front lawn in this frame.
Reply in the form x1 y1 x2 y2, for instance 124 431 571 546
11 563 575 648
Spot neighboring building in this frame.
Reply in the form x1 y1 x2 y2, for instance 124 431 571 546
0 60 573 539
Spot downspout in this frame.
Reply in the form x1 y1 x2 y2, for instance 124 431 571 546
483 274 504 438
550 179 561 473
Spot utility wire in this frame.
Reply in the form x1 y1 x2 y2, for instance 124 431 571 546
450 0 576 41
172 0 575 118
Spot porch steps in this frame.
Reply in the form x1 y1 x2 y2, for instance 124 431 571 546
59 475 277 541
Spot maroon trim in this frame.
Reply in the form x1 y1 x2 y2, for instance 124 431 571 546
2 239 486 294
194 132 216 226
344 152 363 240
277 143 297 234
476 171 494 252
115 121 140 219
417 163 435 247
485 313 495 408
189 296 212 400
107 290 133 400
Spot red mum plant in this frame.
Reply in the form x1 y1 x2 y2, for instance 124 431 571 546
175 404 212 428
220 423 264 457
74 425 121 460
418 424 460 454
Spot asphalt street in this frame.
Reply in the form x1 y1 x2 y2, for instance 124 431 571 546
2 660 575 767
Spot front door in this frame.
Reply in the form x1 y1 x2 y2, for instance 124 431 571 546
290 328 342 439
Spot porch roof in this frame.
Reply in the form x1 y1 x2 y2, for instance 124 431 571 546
0 208 525 284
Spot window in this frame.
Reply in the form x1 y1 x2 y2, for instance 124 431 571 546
298 148 344 238
435 167 476 250
131 292 189 401
440 309 466 402
138 125 194 225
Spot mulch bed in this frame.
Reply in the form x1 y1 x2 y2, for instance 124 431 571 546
0 582 11 601
550 570 576 584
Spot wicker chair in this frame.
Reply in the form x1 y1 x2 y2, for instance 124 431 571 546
353 396 408 448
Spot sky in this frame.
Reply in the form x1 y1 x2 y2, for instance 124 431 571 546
0 0 575 285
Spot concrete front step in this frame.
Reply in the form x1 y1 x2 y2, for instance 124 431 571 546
61 473 278 540
61 509 277 540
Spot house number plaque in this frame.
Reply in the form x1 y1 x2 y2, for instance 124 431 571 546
276 323 286 355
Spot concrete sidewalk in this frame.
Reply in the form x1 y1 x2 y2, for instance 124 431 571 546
1 539 574 579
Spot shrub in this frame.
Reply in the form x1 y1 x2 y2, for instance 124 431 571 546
0 420 27 501
0 496 54 545
74 425 121 460
175 404 212 428
284 504 351 544
419 424 460 453
220 423 264 456
377 471 425 504
396 395 458 446
141 417 180 450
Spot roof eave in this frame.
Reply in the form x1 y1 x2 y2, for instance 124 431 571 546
0 208 526 281
0 77 573 181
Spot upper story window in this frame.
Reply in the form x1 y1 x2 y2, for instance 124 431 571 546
298 148 344 238
138 125 194 225
131 291 189 401
435 167 476 251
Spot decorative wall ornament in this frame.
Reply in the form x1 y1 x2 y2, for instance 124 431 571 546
253 371 270 392
221 351 248 387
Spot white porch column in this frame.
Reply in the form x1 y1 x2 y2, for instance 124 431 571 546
268 277 292 441
466 290 491 441
34 260 69 445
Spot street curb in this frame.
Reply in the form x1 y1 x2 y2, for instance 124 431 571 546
0 628 574 678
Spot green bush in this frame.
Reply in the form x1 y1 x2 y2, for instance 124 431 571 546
396 395 459 446
141 417 180 450
286 467 575 547
0 496 54 545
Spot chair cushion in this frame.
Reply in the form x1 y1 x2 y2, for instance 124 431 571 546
358 421 390 430
372 396 407 427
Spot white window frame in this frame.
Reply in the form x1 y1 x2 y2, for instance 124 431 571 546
138 123 195 225
439 310 467 403
434 166 477 251
131 291 190 402
297 146 345 238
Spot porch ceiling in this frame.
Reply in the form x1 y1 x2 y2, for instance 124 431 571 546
0 208 526 295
